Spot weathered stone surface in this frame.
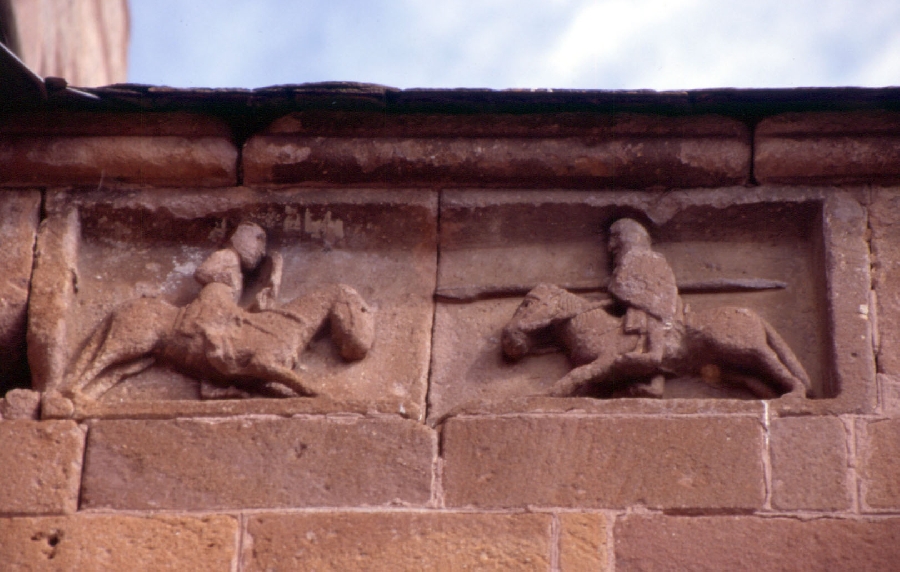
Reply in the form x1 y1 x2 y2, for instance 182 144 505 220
81 417 435 510
559 513 608 572
27 208 79 393
879 373 900 414
870 190 900 376
30 188 436 420
0 420 85 515
770 416 851 511
442 416 765 509
244 113 750 188
0 388 41 419
615 515 900 571
859 418 900 510
0 190 40 391
245 512 551 571
0 514 236 570
0 136 237 186
756 111 900 184
805 192 877 414
430 188 839 421
788 191 871 410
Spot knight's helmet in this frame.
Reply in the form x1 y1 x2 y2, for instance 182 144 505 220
608 218 652 253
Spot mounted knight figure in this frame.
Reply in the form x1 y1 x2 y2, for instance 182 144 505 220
606 218 679 397
502 218 811 399
63 222 375 402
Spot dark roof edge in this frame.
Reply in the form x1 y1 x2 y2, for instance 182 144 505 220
4 43 900 141
58 82 900 118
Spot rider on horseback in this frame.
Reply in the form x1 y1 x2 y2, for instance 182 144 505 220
168 222 283 378
607 218 679 397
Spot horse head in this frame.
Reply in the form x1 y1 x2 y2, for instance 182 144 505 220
502 283 588 361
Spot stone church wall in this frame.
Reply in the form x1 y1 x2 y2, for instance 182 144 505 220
0 87 898 569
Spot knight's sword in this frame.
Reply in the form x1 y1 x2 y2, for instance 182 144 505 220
434 277 788 303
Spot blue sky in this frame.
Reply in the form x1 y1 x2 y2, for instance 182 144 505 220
128 0 900 90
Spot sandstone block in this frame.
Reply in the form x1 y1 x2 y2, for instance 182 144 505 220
442 416 765 509
81 417 436 510
615 515 900 571
0 420 85 515
0 136 237 186
756 111 900 184
0 190 40 391
0 514 236 571
559 513 608 572
244 512 551 571
244 113 750 188
769 416 851 510
859 418 900 509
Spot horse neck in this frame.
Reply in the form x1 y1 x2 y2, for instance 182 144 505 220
554 289 600 321
276 285 343 325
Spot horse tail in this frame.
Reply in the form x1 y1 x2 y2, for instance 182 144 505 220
762 319 811 396
65 297 179 400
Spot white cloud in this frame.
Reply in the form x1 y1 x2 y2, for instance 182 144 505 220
127 0 900 89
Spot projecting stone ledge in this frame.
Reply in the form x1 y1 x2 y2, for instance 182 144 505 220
755 111 900 184
0 112 237 187
243 112 750 188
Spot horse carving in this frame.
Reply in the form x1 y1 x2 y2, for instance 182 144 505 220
63 283 374 402
62 221 374 402
502 283 810 399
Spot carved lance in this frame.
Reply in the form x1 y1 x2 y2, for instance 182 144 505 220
434 278 788 303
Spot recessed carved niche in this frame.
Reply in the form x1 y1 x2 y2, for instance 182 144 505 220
428 188 873 422
29 187 437 420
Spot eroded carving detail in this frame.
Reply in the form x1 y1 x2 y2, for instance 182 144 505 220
501 219 811 399
62 222 374 402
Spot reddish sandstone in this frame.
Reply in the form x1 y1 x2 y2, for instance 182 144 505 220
442 415 765 510
615 515 900 570
0 514 236 570
0 420 85 515
81 417 436 510
559 513 609 572
245 512 551 570
769 416 852 511
859 418 900 510
756 111 900 184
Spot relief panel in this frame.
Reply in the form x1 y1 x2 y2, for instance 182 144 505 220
29 187 437 420
428 188 872 422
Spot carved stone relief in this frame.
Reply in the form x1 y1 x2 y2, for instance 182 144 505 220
427 188 871 422
500 219 810 400
29 188 437 420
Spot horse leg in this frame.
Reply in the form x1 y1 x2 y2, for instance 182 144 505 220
77 357 157 401
546 355 617 397
244 360 317 397
747 346 808 397
763 321 811 397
